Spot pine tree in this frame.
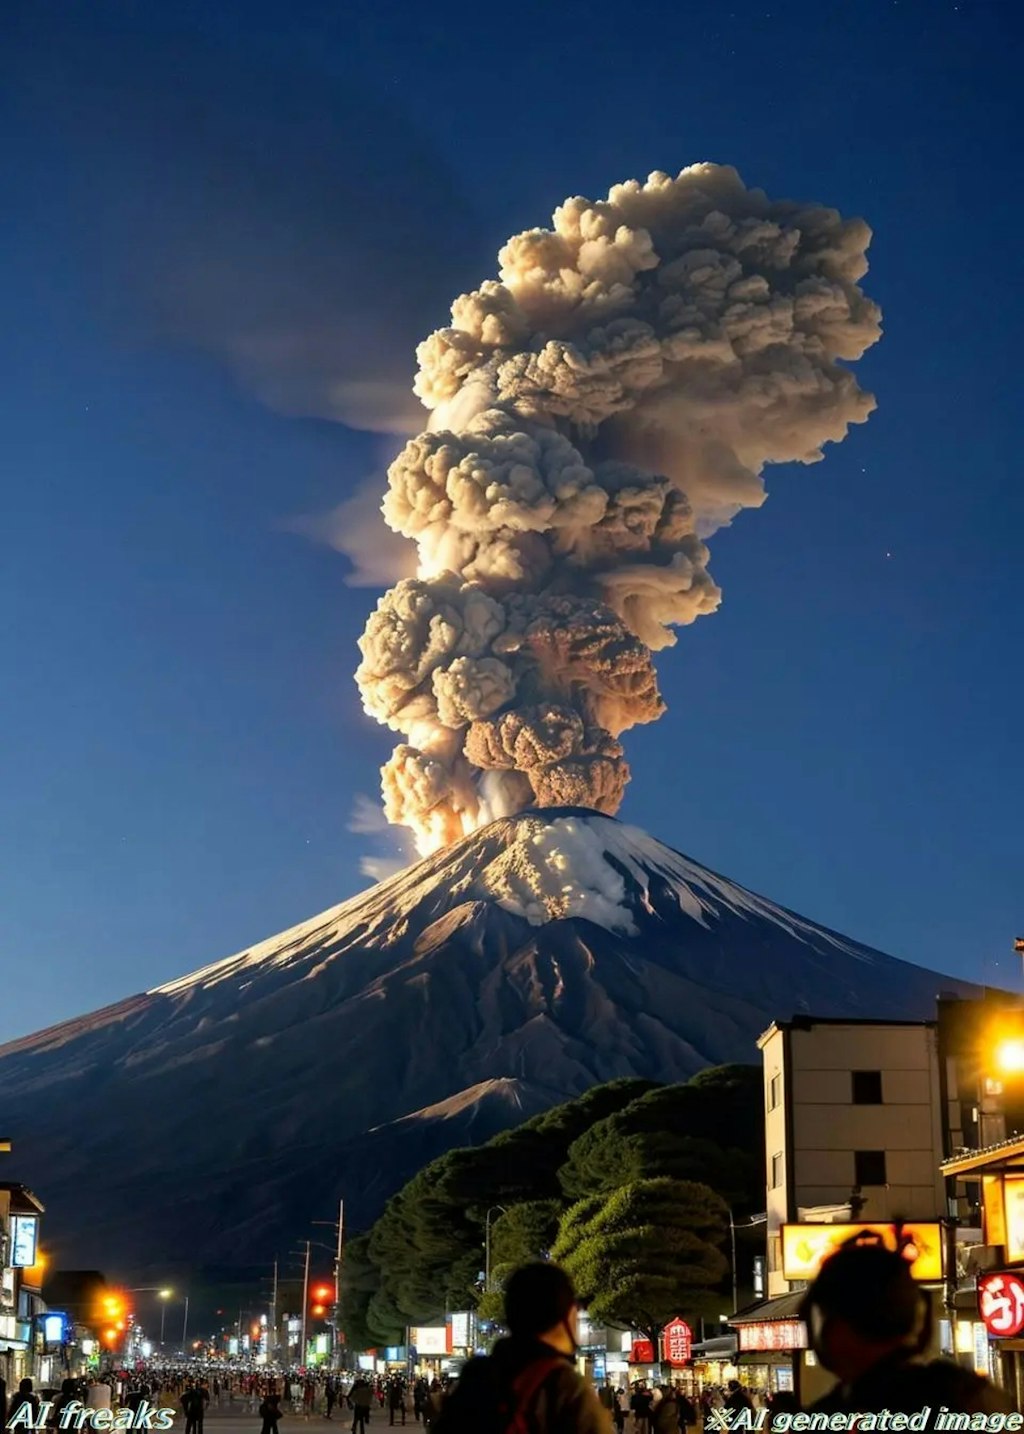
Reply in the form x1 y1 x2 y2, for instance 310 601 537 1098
553 1177 729 1356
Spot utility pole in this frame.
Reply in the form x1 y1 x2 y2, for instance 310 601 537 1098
730 1210 737 1316
334 1200 344 1368
182 1295 190 1348
313 1204 346 1368
271 1259 279 1358
300 1239 311 1369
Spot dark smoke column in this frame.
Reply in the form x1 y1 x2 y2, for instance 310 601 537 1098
356 164 881 854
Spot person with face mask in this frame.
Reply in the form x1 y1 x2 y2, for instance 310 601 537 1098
435 1262 611 1434
799 1237 1009 1421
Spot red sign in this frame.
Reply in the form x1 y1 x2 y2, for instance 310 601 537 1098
628 1339 656 1364
662 1318 693 1366
979 1272 1024 1338
736 1320 808 1352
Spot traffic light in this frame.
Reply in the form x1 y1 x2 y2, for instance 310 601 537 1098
313 1283 334 1302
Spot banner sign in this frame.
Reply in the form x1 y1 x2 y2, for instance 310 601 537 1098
736 1320 808 1352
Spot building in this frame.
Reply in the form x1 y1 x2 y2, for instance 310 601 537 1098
0 1179 48 1387
759 1016 948 1299
730 1016 951 1402
938 991 1024 1408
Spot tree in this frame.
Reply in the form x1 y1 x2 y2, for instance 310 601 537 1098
352 1077 659 1331
477 1199 563 1322
367 1157 483 1322
436 1078 660 1216
337 1234 395 1350
553 1177 729 1355
559 1067 763 1212
337 1071 753 1347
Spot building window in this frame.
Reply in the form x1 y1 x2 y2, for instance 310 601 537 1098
768 1073 781 1111
771 1151 784 1188
852 1070 883 1105
855 1149 887 1186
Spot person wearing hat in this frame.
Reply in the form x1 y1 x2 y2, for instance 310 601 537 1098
436 1261 610 1433
799 1237 1008 1419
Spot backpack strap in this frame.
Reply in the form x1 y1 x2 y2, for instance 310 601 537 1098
509 1357 569 1430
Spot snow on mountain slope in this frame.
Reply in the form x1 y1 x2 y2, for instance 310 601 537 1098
0 808 976 1272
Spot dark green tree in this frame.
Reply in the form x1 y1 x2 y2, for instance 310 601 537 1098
337 1233 392 1350
367 1156 483 1322
356 1078 658 1328
553 1177 730 1354
339 1070 757 1346
435 1078 659 1216
559 1066 763 1212
477 1199 563 1322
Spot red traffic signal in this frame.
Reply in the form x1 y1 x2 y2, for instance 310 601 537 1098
312 1283 334 1302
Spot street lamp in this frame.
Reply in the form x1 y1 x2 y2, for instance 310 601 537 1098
123 1287 174 1347
158 1290 172 1344
484 1206 507 1294
729 1211 767 1315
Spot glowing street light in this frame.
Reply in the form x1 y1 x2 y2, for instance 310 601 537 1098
996 1039 1024 1075
158 1289 173 1344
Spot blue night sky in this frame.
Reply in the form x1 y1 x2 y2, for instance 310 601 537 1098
2 0 1021 1041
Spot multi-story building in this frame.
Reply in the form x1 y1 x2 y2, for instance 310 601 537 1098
759 1016 948 1299
734 997 1024 1401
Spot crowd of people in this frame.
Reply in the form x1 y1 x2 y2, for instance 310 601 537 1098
8 1239 1012 1434
595 1378 798 1434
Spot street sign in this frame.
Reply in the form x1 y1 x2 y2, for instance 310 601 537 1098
662 1317 693 1366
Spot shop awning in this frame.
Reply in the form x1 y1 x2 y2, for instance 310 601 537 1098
942 1136 1024 1178
691 1336 738 1358
729 1292 806 1325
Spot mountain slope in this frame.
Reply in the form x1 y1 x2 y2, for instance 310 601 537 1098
0 809 973 1272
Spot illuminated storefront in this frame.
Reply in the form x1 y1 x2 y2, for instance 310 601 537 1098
0 1182 46 1387
729 1292 808 1396
943 1140 1024 1408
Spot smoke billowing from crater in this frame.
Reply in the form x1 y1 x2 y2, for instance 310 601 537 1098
356 164 881 853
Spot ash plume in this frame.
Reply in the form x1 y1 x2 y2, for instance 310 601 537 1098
357 164 881 853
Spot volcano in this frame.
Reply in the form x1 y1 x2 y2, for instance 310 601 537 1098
0 809 972 1273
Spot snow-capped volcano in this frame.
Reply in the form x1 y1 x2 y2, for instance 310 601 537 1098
0 810 973 1272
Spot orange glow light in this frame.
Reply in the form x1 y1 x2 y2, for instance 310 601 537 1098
22 1252 47 1285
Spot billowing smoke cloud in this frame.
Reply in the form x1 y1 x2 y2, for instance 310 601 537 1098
357 164 881 853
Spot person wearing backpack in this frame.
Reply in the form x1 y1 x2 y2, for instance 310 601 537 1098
799 1237 1010 1422
435 1261 610 1434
